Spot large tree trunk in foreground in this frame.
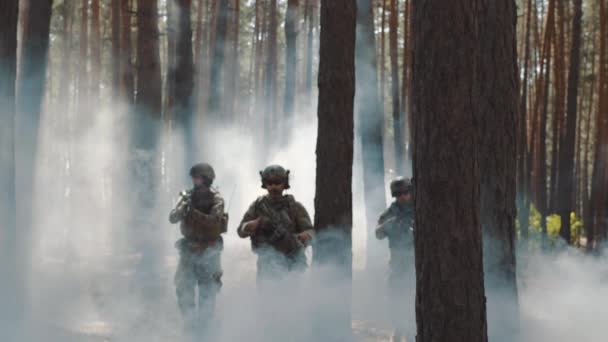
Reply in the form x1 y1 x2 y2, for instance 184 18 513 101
313 0 356 339
478 0 520 340
412 0 488 341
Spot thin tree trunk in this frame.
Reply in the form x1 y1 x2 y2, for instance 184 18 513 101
14 0 54 333
478 0 520 340
174 0 196 162
313 0 356 337
355 0 387 270
0 0 20 337
208 0 229 121
263 0 278 153
590 0 608 246
517 0 533 239
77 0 89 117
380 0 387 108
557 0 582 244
284 0 299 142
121 0 134 104
91 0 101 104
412 0 488 340
582 30 597 245
112 0 121 96
389 0 404 174
550 0 567 212
304 0 314 101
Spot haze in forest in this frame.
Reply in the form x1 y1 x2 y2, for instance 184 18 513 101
1 0 608 341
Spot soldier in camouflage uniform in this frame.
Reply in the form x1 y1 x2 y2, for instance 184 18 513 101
376 177 415 342
169 163 228 327
237 165 314 284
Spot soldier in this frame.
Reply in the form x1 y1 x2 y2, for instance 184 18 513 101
169 163 228 328
237 165 314 284
375 176 415 342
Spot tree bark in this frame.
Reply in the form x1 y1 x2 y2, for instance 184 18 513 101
304 0 315 102
0 0 20 338
356 0 387 269
121 0 134 104
91 0 101 104
389 0 404 174
517 0 533 239
412 0 488 341
263 0 278 152
208 0 229 121
313 0 356 337
174 0 196 162
590 0 608 245
478 0 520 340
112 0 121 96
558 0 583 244
77 0 89 117
284 0 299 142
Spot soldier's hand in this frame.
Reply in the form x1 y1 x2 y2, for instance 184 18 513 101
297 231 313 243
244 217 261 234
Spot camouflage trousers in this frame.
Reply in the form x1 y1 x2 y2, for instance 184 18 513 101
255 245 307 288
387 257 415 337
174 239 223 324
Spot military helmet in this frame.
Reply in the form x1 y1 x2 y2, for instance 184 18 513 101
260 164 290 189
390 176 412 197
190 163 215 185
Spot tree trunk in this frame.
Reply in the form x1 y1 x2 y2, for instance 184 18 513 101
77 0 89 117
590 0 608 246
478 0 520 340
0 0 20 337
14 0 54 333
389 0 404 174
91 0 101 104
121 0 134 104
380 0 387 107
517 0 533 239
355 0 387 269
304 0 315 102
174 0 196 162
412 0 488 341
284 0 298 142
535 0 555 241
112 0 121 96
550 0 567 213
263 0 278 153
558 0 583 244
313 0 356 338
208 0 229 121
136 0 162 124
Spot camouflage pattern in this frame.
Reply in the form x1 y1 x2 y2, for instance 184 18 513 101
376 200 415 337
237 194 313 280
169 186 227 321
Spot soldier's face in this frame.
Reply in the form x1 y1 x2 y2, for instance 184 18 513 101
192 176 206 188
265 178 285 196
396 192 412 204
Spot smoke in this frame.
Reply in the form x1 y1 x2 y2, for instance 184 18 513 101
2 33 608 342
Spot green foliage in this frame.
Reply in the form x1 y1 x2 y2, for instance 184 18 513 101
520 203 585 246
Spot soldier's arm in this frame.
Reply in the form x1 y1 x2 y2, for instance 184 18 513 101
375 211 393 240
169 208 183 224
186 194 227 236
237 201 259 238
293 201 315 242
